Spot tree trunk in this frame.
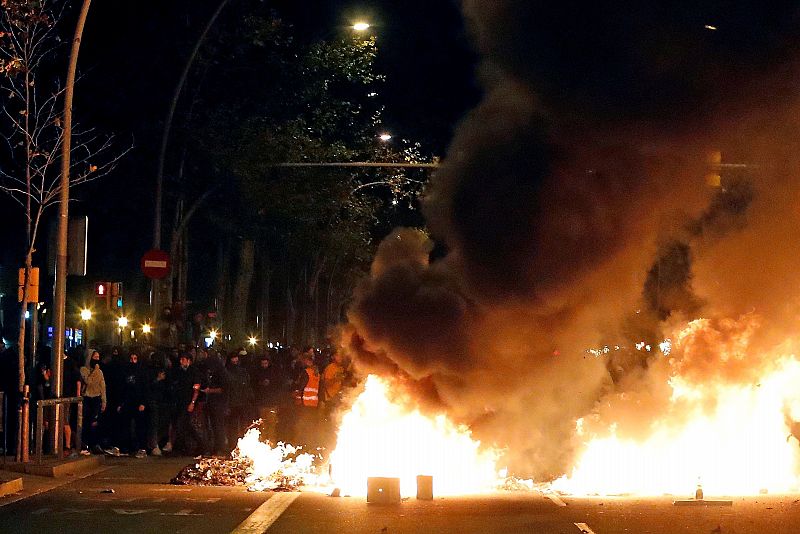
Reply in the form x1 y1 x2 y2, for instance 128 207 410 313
215 239 230 321
229 239 255 340
285 273 295 346
258 244 270 344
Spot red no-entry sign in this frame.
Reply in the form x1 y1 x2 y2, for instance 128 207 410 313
141 249 170 279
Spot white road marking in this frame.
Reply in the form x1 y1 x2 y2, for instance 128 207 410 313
575 522 597 534
231 492 300 533
160 509 203 516
546 493 567 506
113 508 158 515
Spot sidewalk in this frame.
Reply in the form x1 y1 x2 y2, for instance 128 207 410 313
0 455 109 506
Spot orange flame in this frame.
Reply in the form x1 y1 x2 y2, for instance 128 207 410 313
553 351 800 496
329 375 502 496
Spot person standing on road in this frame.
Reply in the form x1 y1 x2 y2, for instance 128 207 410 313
226 352 254 451
252 353 281 444
80 350 106 453
293 347 321 451
171 352 203 455
116 351 149 458
62 352 83 456
203 352 229 455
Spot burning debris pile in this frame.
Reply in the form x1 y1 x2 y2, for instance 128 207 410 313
171 428 318 491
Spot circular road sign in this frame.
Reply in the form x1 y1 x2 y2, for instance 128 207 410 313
141 249 170 279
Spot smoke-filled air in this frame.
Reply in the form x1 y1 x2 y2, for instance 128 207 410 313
341 1 800 485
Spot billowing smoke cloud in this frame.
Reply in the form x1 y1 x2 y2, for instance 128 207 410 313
343 2 800 478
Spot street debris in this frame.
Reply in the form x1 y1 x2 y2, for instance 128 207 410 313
170 454 310 491
100 488 115 494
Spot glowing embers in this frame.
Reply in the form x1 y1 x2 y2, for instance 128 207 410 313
330 375 501 497
553 357 800 496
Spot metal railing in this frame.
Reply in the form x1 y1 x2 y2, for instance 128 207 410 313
35 396 83 464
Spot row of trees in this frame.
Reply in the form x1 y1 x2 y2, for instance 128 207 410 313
157 3 430 345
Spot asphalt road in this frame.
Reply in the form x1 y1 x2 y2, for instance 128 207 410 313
1 457 799 533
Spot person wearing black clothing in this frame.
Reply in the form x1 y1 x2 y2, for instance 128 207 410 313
62 353 82 454
252 354 282 443
171 353 203 455
203 353 229 455
31 361 54 452
225 353 254 451
116 352 148 457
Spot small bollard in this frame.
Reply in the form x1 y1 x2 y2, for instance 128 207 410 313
367 477 401 504
416 475 433 500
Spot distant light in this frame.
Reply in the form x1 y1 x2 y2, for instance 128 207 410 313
142 323 152 334
704 24 717 30
378 133 392 141
117 316 128 328
209 329 218 340
352 22 370 32
25 310 30 320
80 308 92 321
248 336 258 347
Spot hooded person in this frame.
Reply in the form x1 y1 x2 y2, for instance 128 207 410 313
115 351 149 457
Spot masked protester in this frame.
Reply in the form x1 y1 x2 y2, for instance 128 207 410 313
225 352 254 451
115 352 149 458
170 352 204 455
80 351 107 453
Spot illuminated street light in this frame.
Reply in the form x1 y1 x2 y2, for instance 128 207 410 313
352 21 370 32
142 323 152 334
80 308 92 321
248 335 258 347
378 133 392 141
117 316 128 329
209 329 219 340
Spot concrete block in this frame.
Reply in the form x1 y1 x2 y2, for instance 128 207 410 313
416 475 433 500
0 477 23 498
367 477 401 504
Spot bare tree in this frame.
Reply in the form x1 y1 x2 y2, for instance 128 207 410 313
0 0 123 391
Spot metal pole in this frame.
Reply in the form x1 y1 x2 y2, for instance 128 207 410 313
36 402 43 464
53 0 92 459
21 385 29 463
75 398 83 452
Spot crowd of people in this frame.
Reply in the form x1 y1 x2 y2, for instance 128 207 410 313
23 341 353 459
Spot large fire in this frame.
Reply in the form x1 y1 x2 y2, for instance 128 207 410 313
329 375 502 497
231 317 800 499
553 319 800 497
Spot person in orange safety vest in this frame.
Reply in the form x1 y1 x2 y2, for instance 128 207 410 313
292 347 320 448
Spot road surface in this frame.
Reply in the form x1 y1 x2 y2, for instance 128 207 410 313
1 457 798 533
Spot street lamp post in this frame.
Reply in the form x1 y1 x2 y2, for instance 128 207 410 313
117 316 128 346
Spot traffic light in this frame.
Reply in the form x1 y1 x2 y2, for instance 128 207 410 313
96 282 111 309
116 297 123 308
96 282 109 297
